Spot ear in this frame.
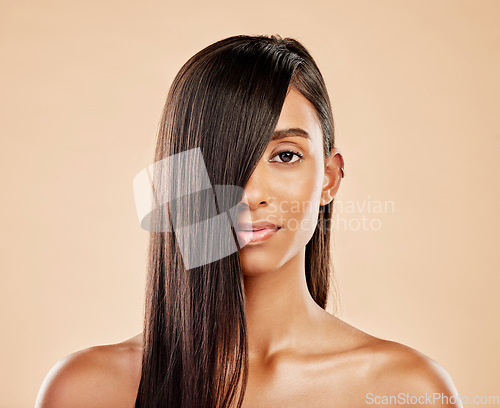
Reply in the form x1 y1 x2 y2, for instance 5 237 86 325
320 147 345 206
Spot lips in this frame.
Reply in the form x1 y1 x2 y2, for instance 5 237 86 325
236 220 282 245
237 221 281 231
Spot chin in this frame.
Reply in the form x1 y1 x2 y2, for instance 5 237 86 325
238 249 283 276
239 244 301 277
240 260 276 276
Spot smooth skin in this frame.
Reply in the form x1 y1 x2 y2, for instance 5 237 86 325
36 87 461 408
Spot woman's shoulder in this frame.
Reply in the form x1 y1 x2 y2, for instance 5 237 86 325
35 333 143 408
362 336 457 389
323 316 460 406
361 339 460 406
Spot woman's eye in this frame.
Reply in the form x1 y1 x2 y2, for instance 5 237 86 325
269 150 304 164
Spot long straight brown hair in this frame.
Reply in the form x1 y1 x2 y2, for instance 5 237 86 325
134 34 337 408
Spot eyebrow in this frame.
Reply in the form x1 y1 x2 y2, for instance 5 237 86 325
271 128 311 141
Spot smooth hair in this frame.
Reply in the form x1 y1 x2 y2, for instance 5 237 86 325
134 34 338 408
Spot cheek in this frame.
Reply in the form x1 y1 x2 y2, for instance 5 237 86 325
272 182 321 234
266 158 324 229
271 169 322 213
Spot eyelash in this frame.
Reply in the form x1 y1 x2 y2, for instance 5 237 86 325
269 149 304 165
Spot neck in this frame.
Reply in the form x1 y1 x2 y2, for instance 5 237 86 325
242 248 323 361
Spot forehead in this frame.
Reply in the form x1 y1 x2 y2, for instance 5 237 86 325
273 87 322 145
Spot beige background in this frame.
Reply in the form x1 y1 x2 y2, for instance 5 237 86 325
1 0 499 406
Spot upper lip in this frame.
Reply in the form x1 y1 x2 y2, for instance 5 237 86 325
237 220 281 231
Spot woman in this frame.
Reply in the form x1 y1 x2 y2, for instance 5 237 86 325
36 34 461 408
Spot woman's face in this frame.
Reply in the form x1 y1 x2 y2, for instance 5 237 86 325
237 87 342 276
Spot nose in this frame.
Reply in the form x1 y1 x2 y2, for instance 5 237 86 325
239 160 271 211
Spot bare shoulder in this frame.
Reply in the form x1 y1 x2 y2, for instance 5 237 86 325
320 316 461 407
35 333 143 408
364 339 461 403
